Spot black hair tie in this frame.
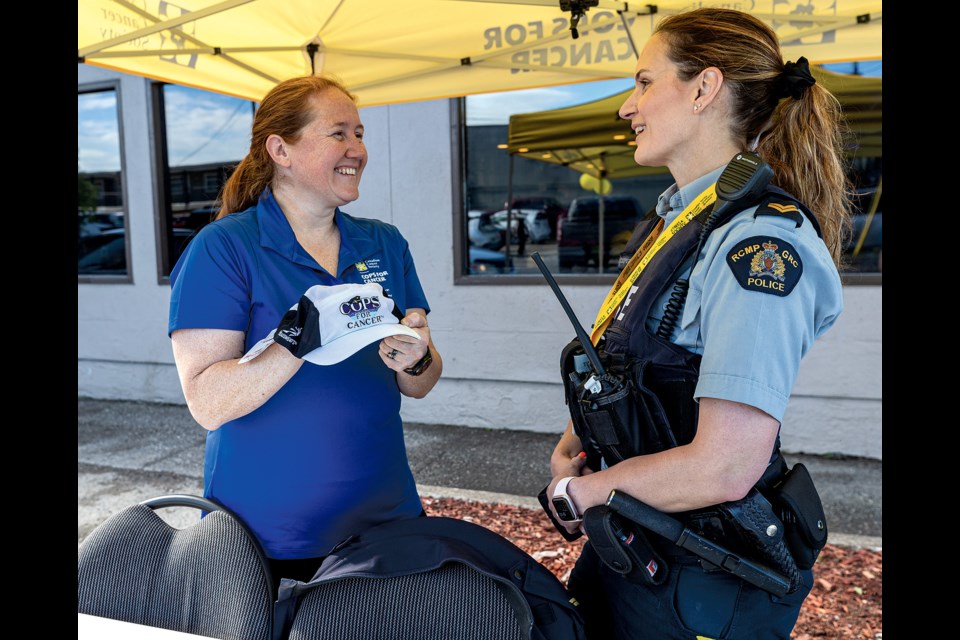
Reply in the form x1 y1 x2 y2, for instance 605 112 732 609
778 56 816 100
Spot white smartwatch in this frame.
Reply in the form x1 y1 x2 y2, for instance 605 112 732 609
552 476 582 523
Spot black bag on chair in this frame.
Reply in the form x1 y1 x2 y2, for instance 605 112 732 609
274 515 586 640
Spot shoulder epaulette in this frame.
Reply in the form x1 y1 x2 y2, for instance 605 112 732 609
754 187 822 238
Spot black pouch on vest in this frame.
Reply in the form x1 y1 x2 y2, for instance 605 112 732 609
582 505 668 586
773 463 828 569
560 338 676 466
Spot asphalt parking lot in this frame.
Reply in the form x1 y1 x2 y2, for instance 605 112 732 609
78 398 881 549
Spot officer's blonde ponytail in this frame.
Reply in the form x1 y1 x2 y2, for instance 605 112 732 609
655 9 852 267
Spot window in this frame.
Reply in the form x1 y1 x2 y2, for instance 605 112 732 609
459 79 674 282
154 83 255 278
458 64 881 283
78 86 127 279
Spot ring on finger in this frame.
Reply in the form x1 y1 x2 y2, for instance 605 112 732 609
388 348 399 360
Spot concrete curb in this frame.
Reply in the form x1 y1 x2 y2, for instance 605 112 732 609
416 483 882 552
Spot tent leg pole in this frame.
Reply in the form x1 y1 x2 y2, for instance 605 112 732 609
598 195 605 274
506 154 514 269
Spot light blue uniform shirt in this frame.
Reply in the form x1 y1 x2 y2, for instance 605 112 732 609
648 168 843 423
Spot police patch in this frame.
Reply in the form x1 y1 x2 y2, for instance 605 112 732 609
726 236 803 297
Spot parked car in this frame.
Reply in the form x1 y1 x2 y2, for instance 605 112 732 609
467 210 505 250
489 208 552 244
468 246 509 274
171 206 218 230
78 228 196 275
507 197 566 240
557 195 644 270
78 211 124 238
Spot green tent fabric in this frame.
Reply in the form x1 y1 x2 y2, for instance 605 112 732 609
507 66 881 179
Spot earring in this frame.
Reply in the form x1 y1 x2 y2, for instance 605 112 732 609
693 103 701 112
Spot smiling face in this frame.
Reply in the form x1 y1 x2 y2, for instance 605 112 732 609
618 34 702 176
279 88 367 211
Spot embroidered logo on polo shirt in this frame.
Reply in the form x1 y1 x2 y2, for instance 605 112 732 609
726 236 803 297
355 261 369 272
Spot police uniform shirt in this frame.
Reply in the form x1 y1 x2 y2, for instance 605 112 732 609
169 188 429 559
648 167 843 423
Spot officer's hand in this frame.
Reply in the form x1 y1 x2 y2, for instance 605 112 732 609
546 459 589 536
551 444 594 478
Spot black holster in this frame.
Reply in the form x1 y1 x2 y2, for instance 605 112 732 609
770 463 828 569
581 505 668 586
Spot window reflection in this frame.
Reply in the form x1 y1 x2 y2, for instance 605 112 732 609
463 84 673 277
462 68 881 279
158 84 254 276
78 88 126 276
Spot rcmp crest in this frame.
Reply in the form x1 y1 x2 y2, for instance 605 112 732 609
726 236 803 297
749 241 787 282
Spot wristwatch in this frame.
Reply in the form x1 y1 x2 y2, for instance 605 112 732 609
403 350 434 376
552 476 581 523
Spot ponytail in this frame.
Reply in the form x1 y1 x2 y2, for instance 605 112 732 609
218 154 273 219
656 9 853 268
758 80 852 267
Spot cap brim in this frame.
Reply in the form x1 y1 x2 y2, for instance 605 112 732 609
303 324 421 366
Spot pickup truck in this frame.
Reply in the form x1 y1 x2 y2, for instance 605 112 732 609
557 195 644 271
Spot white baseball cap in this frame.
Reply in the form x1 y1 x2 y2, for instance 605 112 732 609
240 282 420 366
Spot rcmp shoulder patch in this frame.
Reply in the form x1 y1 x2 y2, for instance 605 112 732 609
726 236 803 297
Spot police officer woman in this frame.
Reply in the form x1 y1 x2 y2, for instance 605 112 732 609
546 8 849 639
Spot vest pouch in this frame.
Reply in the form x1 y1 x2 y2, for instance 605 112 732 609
560 338 606 468
627 358 679 453
773 463 828 569
560 338 680 465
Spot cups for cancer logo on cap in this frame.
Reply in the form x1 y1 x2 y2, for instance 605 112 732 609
339 295 381 316
239 282 421 366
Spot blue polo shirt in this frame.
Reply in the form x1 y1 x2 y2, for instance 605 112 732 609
169 189 429 559
648 168 843 422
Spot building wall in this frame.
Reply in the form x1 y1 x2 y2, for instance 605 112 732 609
77 66 882 460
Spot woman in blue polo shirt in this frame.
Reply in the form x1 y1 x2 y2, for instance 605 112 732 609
168 76 442 589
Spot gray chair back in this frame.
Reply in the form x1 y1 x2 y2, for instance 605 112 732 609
78 495 273 640
288 561 525 640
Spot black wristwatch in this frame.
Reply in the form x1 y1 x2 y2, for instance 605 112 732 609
403 350 434 376
552 477 581 523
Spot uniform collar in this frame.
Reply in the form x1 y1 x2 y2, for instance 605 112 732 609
655 167 725 226
256 188 382 278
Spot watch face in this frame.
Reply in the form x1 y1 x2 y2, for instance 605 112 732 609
552 496 578 522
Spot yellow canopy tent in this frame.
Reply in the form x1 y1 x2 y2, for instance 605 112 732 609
506 65 883 179
78 0 882 106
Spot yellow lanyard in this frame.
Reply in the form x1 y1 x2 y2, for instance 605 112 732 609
589 184 718 345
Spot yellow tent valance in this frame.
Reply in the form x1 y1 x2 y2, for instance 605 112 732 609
78 0 881 107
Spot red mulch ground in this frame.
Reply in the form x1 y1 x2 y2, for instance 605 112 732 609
423 497 882 639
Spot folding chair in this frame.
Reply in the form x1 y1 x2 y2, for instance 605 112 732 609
78 494 274 640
